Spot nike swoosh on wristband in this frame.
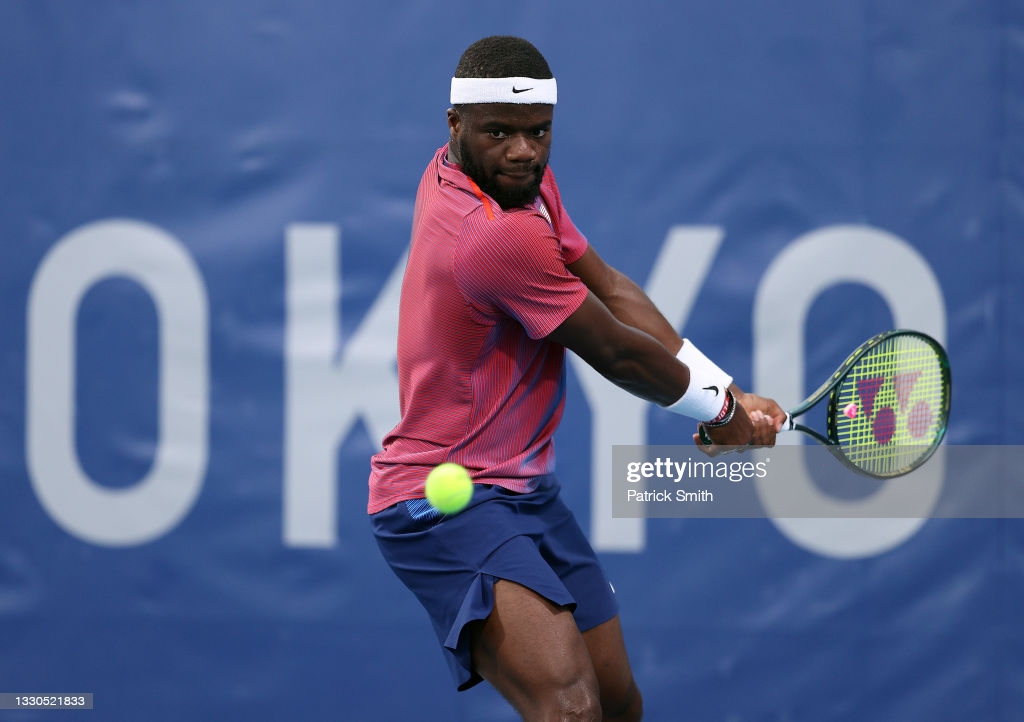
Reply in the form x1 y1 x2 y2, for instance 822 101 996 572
511 86 533 93
702 385 720 396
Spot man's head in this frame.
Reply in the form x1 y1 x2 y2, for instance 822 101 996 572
447 36 555 210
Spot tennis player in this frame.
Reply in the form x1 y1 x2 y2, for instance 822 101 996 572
369 35 785 721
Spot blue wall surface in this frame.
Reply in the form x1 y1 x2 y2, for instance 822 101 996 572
1 1 1021 720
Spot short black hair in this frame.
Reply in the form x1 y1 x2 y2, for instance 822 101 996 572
454 36 553 80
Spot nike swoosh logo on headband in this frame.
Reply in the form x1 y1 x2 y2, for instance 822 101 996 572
512 86 533 93
702 385 720 396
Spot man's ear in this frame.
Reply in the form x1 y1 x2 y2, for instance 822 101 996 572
446 108 463 162
446 108 461 137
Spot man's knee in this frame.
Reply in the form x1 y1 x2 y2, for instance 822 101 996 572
544 673 602 721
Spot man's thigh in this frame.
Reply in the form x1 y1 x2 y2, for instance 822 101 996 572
582 615 643 720
470 580 600 720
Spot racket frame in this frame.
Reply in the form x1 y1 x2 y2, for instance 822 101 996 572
785 329 951 478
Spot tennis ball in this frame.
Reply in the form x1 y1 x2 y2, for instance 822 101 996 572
425 463 473 514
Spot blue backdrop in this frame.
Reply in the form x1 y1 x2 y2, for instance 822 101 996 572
1 1 1021 720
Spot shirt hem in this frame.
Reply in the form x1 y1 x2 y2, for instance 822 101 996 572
367 478 537 515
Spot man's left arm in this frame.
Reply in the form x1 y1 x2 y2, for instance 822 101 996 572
567 246 681 353
566 245 786 428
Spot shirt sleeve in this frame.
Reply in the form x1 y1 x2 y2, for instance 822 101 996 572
454 210 589 340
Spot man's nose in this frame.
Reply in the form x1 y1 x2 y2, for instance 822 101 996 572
506 134 536 162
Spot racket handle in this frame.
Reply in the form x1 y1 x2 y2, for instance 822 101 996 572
781 413 795 432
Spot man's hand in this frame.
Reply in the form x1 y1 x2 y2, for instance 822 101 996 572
691 391 786 455
733 391 787 431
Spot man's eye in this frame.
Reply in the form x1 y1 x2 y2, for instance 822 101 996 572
534 129 548 138
488 130 507 139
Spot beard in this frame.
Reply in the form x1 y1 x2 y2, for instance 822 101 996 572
457 135 546 210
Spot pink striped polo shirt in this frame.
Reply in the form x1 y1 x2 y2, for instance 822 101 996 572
367 145 589 513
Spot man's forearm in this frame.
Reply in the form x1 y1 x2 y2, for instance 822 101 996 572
600 268 683 354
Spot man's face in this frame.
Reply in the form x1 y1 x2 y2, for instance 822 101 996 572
447 104 553 210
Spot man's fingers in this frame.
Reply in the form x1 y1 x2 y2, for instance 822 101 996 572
748 411 778 446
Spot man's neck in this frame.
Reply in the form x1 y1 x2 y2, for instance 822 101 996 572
445 143 460 167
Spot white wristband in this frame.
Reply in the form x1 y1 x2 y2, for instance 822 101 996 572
665 339 734 421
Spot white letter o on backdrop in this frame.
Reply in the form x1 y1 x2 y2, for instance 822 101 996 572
26 219 209 546
753 225 947 559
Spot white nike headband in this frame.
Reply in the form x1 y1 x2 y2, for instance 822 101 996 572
450 77 557 105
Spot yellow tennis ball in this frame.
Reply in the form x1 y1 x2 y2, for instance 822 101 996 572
425 463 473 514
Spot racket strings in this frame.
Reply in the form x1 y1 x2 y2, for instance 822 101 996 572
832 335 949 476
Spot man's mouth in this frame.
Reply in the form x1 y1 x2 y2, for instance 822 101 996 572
500 167 536 179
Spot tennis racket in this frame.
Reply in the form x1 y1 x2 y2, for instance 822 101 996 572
702 329 952 478
783 329 951 478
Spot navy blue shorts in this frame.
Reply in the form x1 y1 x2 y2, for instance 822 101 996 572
370 474 619 690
